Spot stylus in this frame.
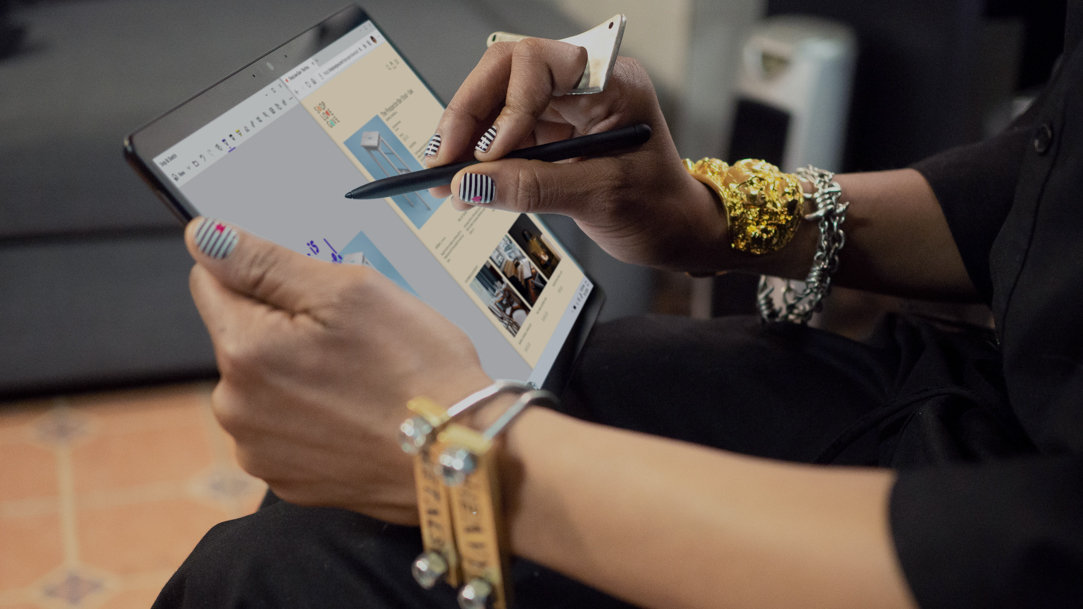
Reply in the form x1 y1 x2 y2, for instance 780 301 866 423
344 123 652 199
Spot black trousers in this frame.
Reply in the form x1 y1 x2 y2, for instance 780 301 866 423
153 314 1024 608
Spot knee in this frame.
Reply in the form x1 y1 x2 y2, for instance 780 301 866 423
154 502 416 608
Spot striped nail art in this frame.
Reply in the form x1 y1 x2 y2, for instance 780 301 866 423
459 174 495 204
194 218 239 259
475 125 497 152
424 133 441 157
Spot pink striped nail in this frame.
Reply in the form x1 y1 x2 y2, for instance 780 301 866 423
458 174 495 204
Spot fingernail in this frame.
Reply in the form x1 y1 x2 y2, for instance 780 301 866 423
424 133 441 157
459 174 495 204
194 218 239 259
475 125 497 153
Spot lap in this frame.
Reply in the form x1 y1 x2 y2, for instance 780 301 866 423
562 314 893 464
565 314 1023 467
154 313 1016 608
154 492 637 609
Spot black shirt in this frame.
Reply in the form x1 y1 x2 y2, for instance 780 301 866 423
896 3 1083 606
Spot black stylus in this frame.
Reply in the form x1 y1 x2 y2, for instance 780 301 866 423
344 123 652 199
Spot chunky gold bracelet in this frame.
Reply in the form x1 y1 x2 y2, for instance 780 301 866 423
684 157 805 255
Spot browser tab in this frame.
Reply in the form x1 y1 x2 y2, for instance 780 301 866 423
282 59 323 98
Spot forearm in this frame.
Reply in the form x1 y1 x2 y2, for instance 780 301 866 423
830 169 975 299
699 167 978 301
499 408 917 609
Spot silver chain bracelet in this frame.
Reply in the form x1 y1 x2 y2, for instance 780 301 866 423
757 166 849 324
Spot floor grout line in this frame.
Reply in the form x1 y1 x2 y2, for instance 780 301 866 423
53 400 81 570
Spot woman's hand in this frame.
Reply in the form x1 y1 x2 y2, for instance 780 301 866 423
184 218 493 524
426 38 729 273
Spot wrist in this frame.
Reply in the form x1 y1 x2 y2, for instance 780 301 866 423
492 407 573 560
681 175 735 275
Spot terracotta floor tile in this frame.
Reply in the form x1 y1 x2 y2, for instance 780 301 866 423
36 567 113 609
0 441 58 503
70 423 214 496
94 581 167 609
69 383 212 435
76 497 229 576
206 417 243 459
0 512 64 590
190 464 267 517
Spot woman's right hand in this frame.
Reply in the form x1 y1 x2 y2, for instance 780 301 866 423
425 38 731 274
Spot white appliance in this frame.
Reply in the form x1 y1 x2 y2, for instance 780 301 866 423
728 15 857 171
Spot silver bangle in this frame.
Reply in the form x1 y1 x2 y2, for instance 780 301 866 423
757 166 848 324
398 380 531 454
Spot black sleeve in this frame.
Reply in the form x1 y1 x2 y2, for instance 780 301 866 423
909 116 1034 303
890 455 1083 608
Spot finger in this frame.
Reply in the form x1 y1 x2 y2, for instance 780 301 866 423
423 42 515 167
431 117 575 205
477 38 587 159
426 39 586 167
531 119 577 146
188 262 276 367
184 217 328 315
428 184 453 200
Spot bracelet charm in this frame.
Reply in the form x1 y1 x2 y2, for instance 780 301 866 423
439 424 510 609
406 397 462 588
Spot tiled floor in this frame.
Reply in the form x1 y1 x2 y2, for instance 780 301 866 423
0 382 266 609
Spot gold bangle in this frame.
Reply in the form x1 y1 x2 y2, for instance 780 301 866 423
437 389 557 609
402 384 554 608
400 381 531 591
684 158 805 255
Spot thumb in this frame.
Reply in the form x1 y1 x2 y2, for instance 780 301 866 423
450 156 624 218
185 217 323 313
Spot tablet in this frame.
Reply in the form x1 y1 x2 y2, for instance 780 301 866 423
124 5 602 389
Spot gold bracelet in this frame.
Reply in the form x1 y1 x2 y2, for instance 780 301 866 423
684 158 805 255
437 389 557 609
400 381 531 591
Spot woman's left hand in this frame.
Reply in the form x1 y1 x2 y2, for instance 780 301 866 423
184 217 493 524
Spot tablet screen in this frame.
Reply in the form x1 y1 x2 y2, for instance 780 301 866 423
126 7 598 387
